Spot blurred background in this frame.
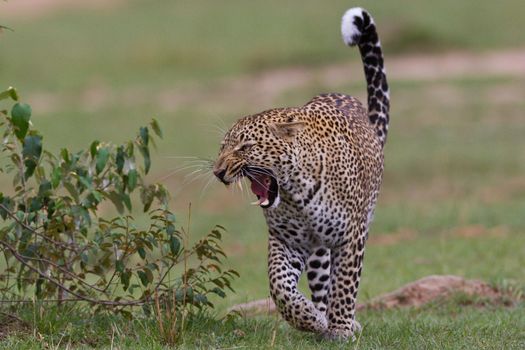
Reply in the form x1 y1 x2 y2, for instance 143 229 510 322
1 0 524 311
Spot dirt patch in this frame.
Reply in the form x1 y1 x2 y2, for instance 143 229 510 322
368 228 417 246
155 48 525 113
479 177 525 204
3 0 122 20
23 48 525 116
447 225 508 239
387 49 525 81
0 312 29 340
380 176 465 206
229 275 518 316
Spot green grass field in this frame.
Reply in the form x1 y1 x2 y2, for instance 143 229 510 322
1 0 525 348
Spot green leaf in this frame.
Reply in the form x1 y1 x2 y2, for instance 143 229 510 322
137 270 149 286
90 140 100 158
194 294 208 304
175 286 194 303
77 175 93 190
95 148 109 174
60 148 70 164
63 182 80 202
150 119 163 138
51 167 61 188
91 190 103 203
140 186 154 212
169 235 180 256
127 169 137 191
146 236 158 248
121 193 132 211
146 262 158 271
116 146 125 173
145 268 153 283
38 180 52 197
211 279 224 289
116 259 125 273
0 25 14 32
119 310 133 321
175 288 185 302
166 213 176 223
138 145 150 174
35 278 44 298
138 246 146 259
0 87 18 101
106 191 124 214
185 286 194 300
126 141 134 157
72 205 92 227
121 270 131 291
11 103 32 141
22 135 42 179
0 195 13 220
139 127 149 146
211 287 226 298
128 284 140 295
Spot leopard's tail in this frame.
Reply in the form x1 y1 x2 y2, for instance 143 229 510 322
341 8 390 146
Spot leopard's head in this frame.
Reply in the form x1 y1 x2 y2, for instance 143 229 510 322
213 109 305 209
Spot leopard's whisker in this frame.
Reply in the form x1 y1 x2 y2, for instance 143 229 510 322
200 172 217 199
156 164 209 182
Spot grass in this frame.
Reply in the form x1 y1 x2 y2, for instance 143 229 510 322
2 0 525 93
1 0 525 348
2 299 524 349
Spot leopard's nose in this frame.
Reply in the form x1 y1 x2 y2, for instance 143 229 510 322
213 168 227 184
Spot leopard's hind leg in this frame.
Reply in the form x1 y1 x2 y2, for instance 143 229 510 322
324 232 366 341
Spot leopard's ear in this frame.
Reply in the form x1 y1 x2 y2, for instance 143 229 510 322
270 121 305 140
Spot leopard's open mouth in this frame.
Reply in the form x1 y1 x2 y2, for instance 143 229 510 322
244 167 279 209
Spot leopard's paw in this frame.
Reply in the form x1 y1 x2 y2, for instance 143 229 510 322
323 319 361 342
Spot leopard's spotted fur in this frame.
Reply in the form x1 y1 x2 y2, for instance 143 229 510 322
213 8 389 340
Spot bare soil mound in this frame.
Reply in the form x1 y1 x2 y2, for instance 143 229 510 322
229 275 517 316
365 275 514 309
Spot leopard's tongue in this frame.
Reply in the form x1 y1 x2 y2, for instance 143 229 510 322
250 174 270 206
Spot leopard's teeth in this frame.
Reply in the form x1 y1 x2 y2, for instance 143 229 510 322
237 181 243 191
251 198 270 206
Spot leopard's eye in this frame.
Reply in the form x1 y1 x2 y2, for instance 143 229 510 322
236 141 256 152
239 144 252 152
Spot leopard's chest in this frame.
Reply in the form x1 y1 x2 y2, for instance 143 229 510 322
263 179 353 249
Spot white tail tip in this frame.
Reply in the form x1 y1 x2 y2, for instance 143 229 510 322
341 7 371 46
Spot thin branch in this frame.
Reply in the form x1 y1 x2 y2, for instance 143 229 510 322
0 203 78 252
0 238 144 307
1 242 108 294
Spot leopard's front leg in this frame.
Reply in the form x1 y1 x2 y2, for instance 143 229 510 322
324 232 366 341
268 234 327 333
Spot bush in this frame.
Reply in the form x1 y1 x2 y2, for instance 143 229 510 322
0 87 238 322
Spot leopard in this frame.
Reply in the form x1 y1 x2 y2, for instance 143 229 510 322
212 7 389 341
